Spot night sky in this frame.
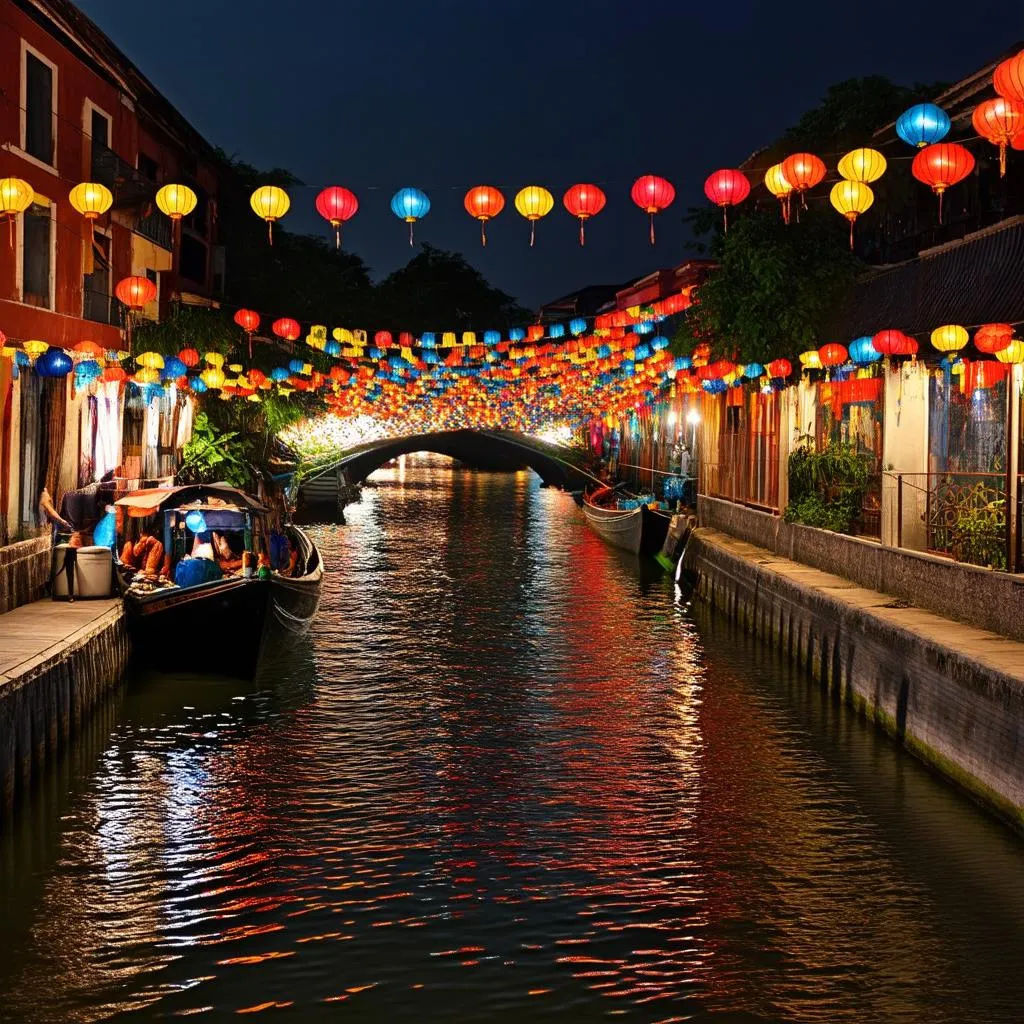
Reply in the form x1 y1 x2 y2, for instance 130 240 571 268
78 0 1023 311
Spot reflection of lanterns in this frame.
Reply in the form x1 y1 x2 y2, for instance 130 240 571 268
155 183 197 220
0 177 34 247
930 324 968 353
829 180 874 249
896 103 950 147
115 275 157 309
514 186 554 247
464 185 504 246
315 186 358 248
703 169 750 232
630 175 675 244
764 163 793 224
250 185 290 244
972 97 1024 176
837 148 886 183
563 183 606 245
390 187 431 246
912 143 974 223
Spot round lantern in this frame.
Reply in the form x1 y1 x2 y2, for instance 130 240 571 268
178 347 200 367
996 340 1024 365
72 340 103 359
273 317 301 344
780 153 826 209
101 364 127 383
514 186 554 247
390 187 431 246
848 336 882 364
837 148 886 184
974 323 1013 354
562 183 606 245
464 186 504 246
872 329 917 357
630 175 675 244
0 177 34 246
36 346 73 378
930 325 968 353
911 143 974 223
994 50 1024 104
315 186 358 248
250 185 290 244
115 275 157 309
69 182 113 221
818 343 848 367
767 358 792 378
162 356 187 379
570 317 587 337
829 180 874 249
204 352 225 368
703 169 750 232
798 350 822 371
136 351 164 370
764 163 793 223
972 97 1024 176
896 103 951 148
155 183 197 221
375 330 393 347
234 308 260 333
200 366 225 389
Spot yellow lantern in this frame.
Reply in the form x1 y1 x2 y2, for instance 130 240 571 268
764 164 793 223
228 363 243 373
204 351 225 368
829 181 874 249
249 185 290 243
996 340 1024 364
514 186 554 246
837 148 886 184
442 331 456 348
23 339 48 360
0 177 34 246
155 183 198 221
462 331 476 346
798 350 822 371
69 182 113 220
137 351 164 370
930 324 969 353
201 366 225 389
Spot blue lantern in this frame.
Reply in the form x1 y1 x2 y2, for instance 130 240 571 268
325 340 341 357
36 346 73 378
849 335 882 364
483 330 501 346
185 510 208 534
743 362 763 379
390 187 430 244
288 359 305 374
674 356 692 370
570 318 587 337
271 367 289 382
633 321 654 335
896 104 950 148
162 356 187 379
509 328 526 342
421 332 436 348
75 359 101 384
651 335 670 351
190 377 208 393
549 323 565 339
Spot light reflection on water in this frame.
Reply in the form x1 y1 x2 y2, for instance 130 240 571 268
2 455 1024 1022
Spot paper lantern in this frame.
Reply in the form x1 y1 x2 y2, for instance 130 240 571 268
178 347 200 367
996 340 1024 365
912 143 974 223
162 356 187 379
974 323 1013 354
115 275 157 309
204 352 225 368
837 148 887 184
75 359 102 384
102 364 127 383
570 318 587 337
818 343 848 367
766 358 792 378
271 367 289 382
780 153 825 211
200 366 225 389
391 187 431 245
375 330 393 347
563 183 606 245
273 317 301 343
630 175 675 244
872 329 917 356
36 346 73 377
250 185 290 243
69 182 112 220
972 97 1024 176
930 325 968 353
896 103 951 148
137 351 165 369
764 163 793 224
464 186 504 246
72 340 103 359
798 350 822 370
514 186 554 246
155 183 197 221
0 177 33 246
994 50 1024 104
703 169 750 232
829 180 874 248
234 308 260 334
315 186 358 248
849 336 881 364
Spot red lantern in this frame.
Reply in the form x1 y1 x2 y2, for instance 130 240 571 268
114 275 156 309
972 98 1024 177
102 364 127 383
464 186 504 246
767 358 792 378
374 330 393 347
272 317 301 344
703 169 750 231
315 186 358 248
630 175 675 244
818 343 848 367
234 308 260 333
527 325 545 342
780 153 826 208
871 330 917 357
563 183 607 245
248 368 267 387
911 143 974 223
178 347 200 368
994 50 1024 104
974 323 1013 354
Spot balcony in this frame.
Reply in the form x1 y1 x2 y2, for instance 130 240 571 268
90 141 154 210
83 288 123 327
134 209 172 250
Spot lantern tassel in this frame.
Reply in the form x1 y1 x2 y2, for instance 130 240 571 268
481 220 487 247
649 212 655 245
409 220 414 247
937 188 944 225
722 207 728 234
268 220 273 246
7 214 13 250
579 217 585 247
530 220 536 247
849 215 855 250
334 222 341 250
1000 143 1007 178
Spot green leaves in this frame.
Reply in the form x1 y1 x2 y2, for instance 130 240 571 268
784 441 872 534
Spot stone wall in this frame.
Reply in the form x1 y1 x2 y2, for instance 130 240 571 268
699 495 1024 642
683 529 1024 832
0 536 51 614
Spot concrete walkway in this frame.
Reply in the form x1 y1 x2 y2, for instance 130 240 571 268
0 597 123 687
698 528 1024 682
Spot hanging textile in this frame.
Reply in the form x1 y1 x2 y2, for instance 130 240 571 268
41 376 68 505
0 358 13 545
19 373 40 528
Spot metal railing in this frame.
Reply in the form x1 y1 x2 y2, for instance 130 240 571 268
91 142 154 208
83 287 122 327
134 210 172 249
700 461 779 515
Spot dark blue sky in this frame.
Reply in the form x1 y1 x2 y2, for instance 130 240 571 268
79 0 1023 310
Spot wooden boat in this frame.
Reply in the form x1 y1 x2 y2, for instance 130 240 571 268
581 486 672 556
114 484 323 677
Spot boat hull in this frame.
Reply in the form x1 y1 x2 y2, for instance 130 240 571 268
582 492 671 556
269 526 323 634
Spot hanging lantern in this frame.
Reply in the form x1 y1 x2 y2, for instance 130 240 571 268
837 148 887 183
155 183 197 221
570 318 587 337
204 352 225 368
464 186 504 246
137 351 165 369
798 350 822 371
36 346 73 378
390 187 431 246
764 163 793 224
871 329 917 357
200 366 225 390
514 186 554 247
911 143 974 223
115 275 157 309
0 177 34 247
818 343 848 367
273 317 301 344
630 175 675 244
829 181 874 249
315 186 358 248
848 336 882 364
930 324 969 353
994 50 1024 104
703 169 750 232
162 356 187 379
562 183 606 245
69 182 113 222
974 323 1014 354
23 340 48 361
178 347 200 367
72 340 103 360
250 185 290 244
102 363 127 383
766 358 792 378
896 103 951 148
996 340 1024 365
234 308 260 334
972 97 1024 177
780 153 825 210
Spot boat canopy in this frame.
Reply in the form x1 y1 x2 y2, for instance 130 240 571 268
115 483 269 518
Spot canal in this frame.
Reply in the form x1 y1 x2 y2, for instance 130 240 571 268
2 457 1024 1022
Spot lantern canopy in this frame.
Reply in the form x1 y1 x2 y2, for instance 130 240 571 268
514 186 554 247
464 185 505 245
896 103 951 147
563 183 607 245
391 187 431 245
829 180 874 248
911 143 974 222
155 183 198 221
315 186 358 248
972 97 1024 176
250 185 290 244
703 169 750 232
837 148 887 183
630 175 675 244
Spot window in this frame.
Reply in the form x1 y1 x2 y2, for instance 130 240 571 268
24 49 55 165
89 107 110 180
83 232 113 324
179 234 207 285
137 152 159 182
22 202 52 309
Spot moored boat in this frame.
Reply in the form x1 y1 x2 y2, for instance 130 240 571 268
114 483 323 677
581 486 672 556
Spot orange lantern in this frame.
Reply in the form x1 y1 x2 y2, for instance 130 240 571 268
972 97 1024 176
911 143 974 223
780 153 825 210
464 186 504 246
115 275 157 309
818 343 848 367
974 323 1013 354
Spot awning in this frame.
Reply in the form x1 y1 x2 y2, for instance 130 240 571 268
116 483 268 517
